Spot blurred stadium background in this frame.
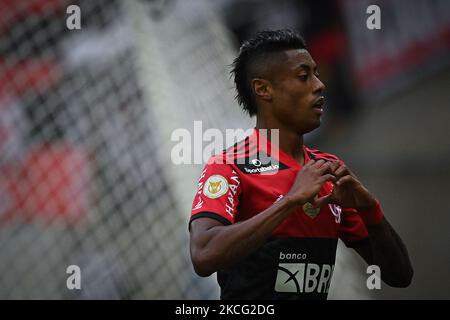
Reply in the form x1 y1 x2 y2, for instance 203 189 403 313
0 0 449 299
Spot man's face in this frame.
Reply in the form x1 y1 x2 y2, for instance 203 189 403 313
268 49 325 133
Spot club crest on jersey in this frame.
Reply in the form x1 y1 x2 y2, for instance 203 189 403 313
203 175 228 199
302 202 320 219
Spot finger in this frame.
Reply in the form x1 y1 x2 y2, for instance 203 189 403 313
329 161 340 173
317 162 333 175
336 175 355 186
337 162 358 177
334 164 349 179
320 173 337 183
312 159 326 169
304 159 315 167
313 194 334 207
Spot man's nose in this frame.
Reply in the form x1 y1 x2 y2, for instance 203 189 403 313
314 76 325 94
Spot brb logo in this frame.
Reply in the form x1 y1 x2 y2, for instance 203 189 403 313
274 252 334 294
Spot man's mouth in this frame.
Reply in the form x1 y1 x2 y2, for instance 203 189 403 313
312 96 325 115
312 96 325 109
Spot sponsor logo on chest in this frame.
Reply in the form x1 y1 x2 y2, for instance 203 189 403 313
275 252 334 294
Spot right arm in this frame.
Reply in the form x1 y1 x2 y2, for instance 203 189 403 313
189 159 335 277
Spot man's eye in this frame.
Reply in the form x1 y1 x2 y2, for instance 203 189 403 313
299 75 308 81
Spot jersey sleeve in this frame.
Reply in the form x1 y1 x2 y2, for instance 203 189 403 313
189 160 242 230
339 207 369 247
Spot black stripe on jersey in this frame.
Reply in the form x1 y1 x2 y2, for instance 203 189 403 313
231 137 250 153
189 212 232 231
235 144 258 158
223 137 251 156
227 141 258 160
307 151 318 161
235 138 251 154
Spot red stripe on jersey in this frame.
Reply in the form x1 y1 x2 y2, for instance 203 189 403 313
224 137 259 160
225 138 248 154
233 138 250 153
235 141 256 157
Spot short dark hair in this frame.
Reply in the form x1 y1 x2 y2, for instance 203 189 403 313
231 29 307 116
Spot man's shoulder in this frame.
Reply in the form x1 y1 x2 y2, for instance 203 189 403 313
305 146 342 162
207 135 254 165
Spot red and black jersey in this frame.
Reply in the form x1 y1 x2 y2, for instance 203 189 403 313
190 128 368 300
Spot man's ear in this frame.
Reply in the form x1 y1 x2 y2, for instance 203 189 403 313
252 78 273 101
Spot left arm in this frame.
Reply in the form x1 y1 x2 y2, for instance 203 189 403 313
316 162 413 288
353 211 414 288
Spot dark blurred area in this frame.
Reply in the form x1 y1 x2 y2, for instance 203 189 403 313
214 0 450 142
217 0 357 137
0 0 449 299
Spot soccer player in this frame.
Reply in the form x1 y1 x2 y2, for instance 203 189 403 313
189 29 413 299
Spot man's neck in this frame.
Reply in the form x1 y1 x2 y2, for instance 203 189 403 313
256 117 305 165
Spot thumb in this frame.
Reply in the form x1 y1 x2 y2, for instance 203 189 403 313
312 194 334 208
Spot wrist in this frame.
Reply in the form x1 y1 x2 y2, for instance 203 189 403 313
358 199 384 225
282 194 304 210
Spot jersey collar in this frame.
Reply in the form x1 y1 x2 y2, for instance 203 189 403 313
252 128 310 170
